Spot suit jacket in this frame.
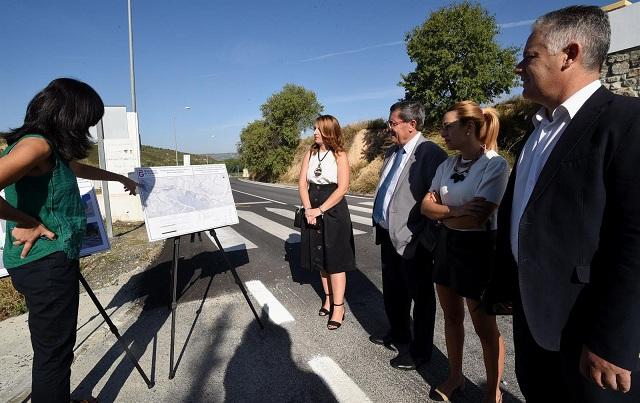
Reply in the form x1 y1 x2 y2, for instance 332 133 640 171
373 134 447 258
494 87 640 370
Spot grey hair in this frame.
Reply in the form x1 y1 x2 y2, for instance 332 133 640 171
390 100 426 131
533 5 610 72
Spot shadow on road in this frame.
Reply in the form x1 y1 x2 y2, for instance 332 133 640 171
222 310 337 402
72 233 252 401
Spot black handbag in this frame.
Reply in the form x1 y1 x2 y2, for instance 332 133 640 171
294 207 304 228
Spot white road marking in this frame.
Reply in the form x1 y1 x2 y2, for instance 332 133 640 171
348 205 373 214
205 226 257 252
265 207 367 235
348 213 372 226
245 280 295 324
235 201 272 206
237 210 300 243
308 356 372 403
232 189 286 205
358 201 374 207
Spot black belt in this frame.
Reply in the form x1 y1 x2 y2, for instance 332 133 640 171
308 183 337 191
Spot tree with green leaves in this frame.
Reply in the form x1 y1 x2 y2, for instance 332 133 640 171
400 1 518 129
238 84 323 181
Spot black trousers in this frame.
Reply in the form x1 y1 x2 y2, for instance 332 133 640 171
378 226 436 359
513 290 639 402
8 252 80 403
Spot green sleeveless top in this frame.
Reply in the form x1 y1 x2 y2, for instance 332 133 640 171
2 134 86 269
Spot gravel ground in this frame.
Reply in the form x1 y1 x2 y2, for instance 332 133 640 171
80 222 165 290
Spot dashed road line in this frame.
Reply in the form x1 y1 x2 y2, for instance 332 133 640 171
237 210 300 243
348 205 373 214
205 226 258 251
265 207 367 235
232 189 286 205
348 213 372 226
308 356 372 403
235 201 272 206
245 280 295 324
358 201 374 206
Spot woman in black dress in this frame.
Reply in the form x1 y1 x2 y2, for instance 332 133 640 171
421 101 509 402
298 115 355 330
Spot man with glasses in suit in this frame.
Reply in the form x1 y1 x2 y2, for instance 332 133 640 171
369 101 447 370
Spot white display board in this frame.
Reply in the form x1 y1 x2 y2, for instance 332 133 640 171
0 180 110 279
134 164 239 242
77 179 111 257
0 219 7 279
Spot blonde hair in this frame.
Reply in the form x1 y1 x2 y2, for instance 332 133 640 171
449 100 500 151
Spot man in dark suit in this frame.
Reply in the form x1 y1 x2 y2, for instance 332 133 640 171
492 6 640 402
369 101 447 370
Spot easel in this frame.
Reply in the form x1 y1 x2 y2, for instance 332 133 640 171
78 273 154 388
168 227 264 379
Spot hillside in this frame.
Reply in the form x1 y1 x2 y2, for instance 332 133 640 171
85 144 221 167
278 96 532 195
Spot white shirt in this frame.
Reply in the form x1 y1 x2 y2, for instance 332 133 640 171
307 149 338 184
376 132 422 229
430 150 509 231
510 80 602 262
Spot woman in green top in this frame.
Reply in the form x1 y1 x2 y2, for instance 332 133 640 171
0 78 138 403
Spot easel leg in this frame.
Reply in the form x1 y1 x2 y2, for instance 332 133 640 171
78 273 154 388
209 229 264 329
169 236 180 379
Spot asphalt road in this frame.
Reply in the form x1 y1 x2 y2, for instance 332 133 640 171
0 178 525 402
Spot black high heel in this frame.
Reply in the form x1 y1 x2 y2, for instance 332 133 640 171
327 303 345 330
318 293 332 316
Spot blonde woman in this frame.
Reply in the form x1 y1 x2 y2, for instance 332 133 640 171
298 115 355 330
422 101 509 403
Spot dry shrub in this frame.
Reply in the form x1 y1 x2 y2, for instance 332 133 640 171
0 278 26 321
280 137 315 183
495 96 538 155
351 157 383 194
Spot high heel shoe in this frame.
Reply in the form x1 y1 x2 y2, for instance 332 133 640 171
327 303 345 330
429 378 465 402
318 293 332 316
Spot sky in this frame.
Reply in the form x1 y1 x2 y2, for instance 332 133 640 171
0 0 612 154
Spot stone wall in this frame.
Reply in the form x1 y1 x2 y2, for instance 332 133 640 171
601 45 640 97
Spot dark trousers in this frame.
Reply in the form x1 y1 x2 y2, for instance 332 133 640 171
9 252 80 403
379 226 436 359
513 290 639 402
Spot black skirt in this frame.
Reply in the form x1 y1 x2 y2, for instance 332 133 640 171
300 183 356 273
433 226 496 300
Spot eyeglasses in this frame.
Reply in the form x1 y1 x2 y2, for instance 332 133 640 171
387 120 404 128
441 120 459 132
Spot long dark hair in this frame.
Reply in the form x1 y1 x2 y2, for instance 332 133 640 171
3 78 104 161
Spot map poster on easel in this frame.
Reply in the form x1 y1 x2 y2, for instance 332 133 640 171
0 180 110 279
133 164 239 242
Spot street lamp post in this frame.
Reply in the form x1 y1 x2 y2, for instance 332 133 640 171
172 106 191 165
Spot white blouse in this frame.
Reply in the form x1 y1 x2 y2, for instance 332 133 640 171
429 150 510 231
307 150 338 184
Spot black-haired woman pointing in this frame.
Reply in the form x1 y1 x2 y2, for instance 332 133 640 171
0 78 138 403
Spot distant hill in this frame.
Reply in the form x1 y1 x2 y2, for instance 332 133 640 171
212 152 238 161
84 144 222 167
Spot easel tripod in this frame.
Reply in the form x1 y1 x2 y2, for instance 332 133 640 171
78 273 154 388
168 227 264 379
